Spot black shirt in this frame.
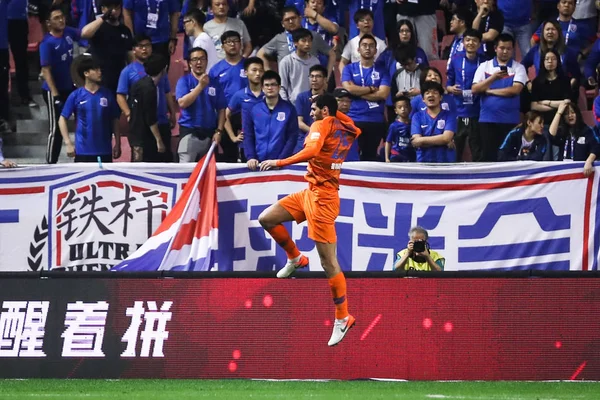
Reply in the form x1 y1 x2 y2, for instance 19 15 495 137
478 11 504 60
555 125 600 161
530 76 571 124
89 22 133 92
129 75 158 148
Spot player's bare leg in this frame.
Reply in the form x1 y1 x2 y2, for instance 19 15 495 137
316 242 356 346
259 203 309 278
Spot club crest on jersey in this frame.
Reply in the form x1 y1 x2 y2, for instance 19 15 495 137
240 69 247 78
371 71 380 80
208 87 216 96
442 103 449 111
276 112 286 121
569 24 577 32
437 120 446 130
66 36 73 45
99 97 108 107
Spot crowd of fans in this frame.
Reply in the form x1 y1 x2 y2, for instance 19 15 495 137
1 0 600 170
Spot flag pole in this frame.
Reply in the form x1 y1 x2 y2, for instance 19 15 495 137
156 143 217 271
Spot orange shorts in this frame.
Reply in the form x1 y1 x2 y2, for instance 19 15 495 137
278 188 340 244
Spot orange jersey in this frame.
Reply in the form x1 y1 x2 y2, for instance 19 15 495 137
303 112 361 189
277 111 361 190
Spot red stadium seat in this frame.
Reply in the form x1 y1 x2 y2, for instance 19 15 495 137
439 34 455 59
527 66 536 82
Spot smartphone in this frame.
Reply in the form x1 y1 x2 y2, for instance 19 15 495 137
413 240 426 253
500 65 508 73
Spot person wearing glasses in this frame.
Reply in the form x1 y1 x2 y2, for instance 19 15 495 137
117 34 177 161
209 30 248 162
339 9 386 75
183 8 217 73
257 6 334 75
40 5 80 164
203 0 252 59
176 46 226 162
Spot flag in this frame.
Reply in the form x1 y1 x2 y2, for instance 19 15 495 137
113 145 219 271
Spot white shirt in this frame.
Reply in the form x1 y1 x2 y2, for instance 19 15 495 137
341 35 387 63
191 32 218 73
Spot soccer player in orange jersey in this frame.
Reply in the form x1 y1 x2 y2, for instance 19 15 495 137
258 93 361 346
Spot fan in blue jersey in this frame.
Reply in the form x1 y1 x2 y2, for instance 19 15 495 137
385 95 415 163
59 57 122 162
295 64 328 153
410 66 456 119
411 81 457 163
40 5 81 164
225 57 265 163
446 29 486 162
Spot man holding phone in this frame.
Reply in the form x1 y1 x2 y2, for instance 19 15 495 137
472 33 527 162
394 226 444 271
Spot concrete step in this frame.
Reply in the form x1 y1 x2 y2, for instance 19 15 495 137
11 101 48 121
9 156 74 165
3 145 76 163
4 131 74 146
16 118 75 134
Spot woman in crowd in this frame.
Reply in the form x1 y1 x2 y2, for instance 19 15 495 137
498 111 550 161
530 49 572 128
522 20 580 100
549 100 599 176
409 66 455 118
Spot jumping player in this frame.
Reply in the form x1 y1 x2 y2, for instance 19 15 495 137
258 93 361 346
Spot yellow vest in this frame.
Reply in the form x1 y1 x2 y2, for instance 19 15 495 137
395 249 445 271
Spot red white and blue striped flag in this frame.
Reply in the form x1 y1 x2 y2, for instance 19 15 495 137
113 145 218 271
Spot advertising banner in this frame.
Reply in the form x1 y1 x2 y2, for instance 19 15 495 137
0 278 598 380
0 162 598 271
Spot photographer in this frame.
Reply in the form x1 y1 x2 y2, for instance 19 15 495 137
394 226 445 271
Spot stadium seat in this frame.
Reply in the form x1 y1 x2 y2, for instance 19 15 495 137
429 60 448 84
439 34 455 59
436 10 446 37
527 66 536 82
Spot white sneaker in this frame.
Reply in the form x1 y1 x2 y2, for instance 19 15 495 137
276 255 309 278
327 315 356 347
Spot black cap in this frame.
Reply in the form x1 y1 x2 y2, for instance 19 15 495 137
333 88 351 99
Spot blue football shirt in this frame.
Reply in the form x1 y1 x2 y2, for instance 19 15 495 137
61 87 120 155
341 62 390 123
411 108 457 163
40 27 80 92
176 73 227 129
209 58 248 103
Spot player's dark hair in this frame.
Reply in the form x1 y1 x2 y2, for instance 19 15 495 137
453 8 473 27
261 70 281 86
46 4 64 21
188 46 208 61
144 54 168 77
463 28 482 42
281 6 300 18
419 66 443 87
101 0 122 8
220 30 241 44
309 64 328 78
495 33 515 46
353 8 374 24
358 34 376 47
244 56 264 70
291 28 313 43
393 95 411 108
395 43 417 65
77 57 101 80
314 93 338 116
186 8 206 26
420 81 444 97
133 34 152 47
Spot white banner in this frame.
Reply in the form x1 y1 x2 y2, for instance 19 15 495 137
0 162 598 272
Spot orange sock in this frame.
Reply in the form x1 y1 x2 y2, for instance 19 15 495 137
328 272 349 320
267 225 300 260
